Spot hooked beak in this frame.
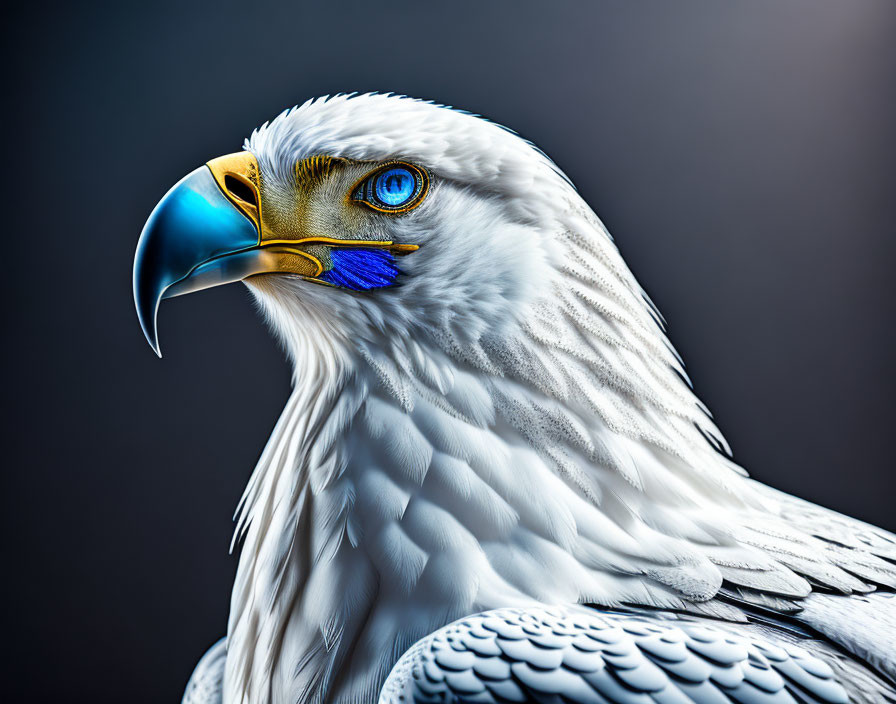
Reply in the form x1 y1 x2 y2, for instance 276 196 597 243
134 160 256 356
134 153 320 357
134 152 419 356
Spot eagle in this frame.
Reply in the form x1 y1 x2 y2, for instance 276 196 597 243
133 94 896 704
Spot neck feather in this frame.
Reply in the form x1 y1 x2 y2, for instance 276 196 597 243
223 281 766 704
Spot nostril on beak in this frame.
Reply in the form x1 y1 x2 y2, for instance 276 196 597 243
224 174 258 208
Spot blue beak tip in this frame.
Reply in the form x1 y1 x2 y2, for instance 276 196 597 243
133 275 163 357
133 165 259 357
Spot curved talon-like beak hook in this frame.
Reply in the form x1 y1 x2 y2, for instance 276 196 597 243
133 164 262 357
134 152 419 356
134 151 331 356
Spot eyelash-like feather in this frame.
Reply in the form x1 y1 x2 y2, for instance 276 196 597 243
295 155 340 187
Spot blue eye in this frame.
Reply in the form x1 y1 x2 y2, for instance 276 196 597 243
353 162 427 212
375 167 416 206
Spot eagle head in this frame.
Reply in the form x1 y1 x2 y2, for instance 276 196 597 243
135 94 572 361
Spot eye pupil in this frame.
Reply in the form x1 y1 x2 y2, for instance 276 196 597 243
374 167 417 207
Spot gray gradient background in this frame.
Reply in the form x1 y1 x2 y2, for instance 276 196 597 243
3 1 894 702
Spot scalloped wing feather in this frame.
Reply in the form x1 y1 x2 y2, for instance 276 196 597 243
380 607 894 704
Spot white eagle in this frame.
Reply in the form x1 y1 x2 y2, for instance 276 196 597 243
133 94 896 704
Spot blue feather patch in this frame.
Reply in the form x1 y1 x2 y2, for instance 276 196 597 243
320 248 402 290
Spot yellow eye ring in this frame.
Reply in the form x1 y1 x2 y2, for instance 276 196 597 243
350 161 429 214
